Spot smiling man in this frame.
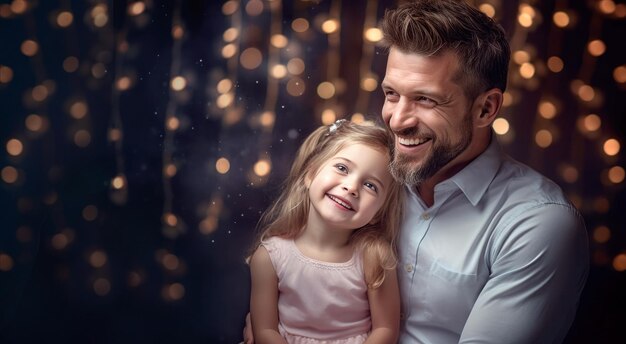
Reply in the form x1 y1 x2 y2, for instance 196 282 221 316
380 0 589 343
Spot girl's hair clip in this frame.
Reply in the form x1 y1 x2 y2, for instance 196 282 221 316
328 119 348 134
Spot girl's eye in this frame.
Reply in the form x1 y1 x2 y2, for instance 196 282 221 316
364 182 378 193
335 164 348 173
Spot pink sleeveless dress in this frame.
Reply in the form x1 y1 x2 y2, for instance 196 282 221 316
261 236 371 344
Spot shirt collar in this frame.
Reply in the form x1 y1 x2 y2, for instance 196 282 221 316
445 134 503 206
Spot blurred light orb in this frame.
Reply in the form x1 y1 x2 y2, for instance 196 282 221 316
82 205 98 221
608 166 625 184
245 0 263 16
517 13 533 28
588 40 606 57
351 113 365 123
57 11 73 27
217 79 233 94
260 111 275 128
170 76 186 91
32 85 49 102
222 0 239 15
598 0 616 14
240 48 263 69
287 58 305 75
535 129 553 148
513 50 530 64
221 43 237 58
254 159 271 177
361 76 378 92
0 65 13 83
167 117 180 131
108 128 122 142
11 0 27 14
164 283 185 301
216 157 230 174
492 118 510 135
74 129 91 147
317 81 335 99
89 250 108 268
538 101 557 119
577 85 595 101
553 11 570 28
604 138 621 156
613 253 626 272
91 63 106 78
502 92 514 107
0 253 14 272
70 101 88 119
112 175 126 189
93 278 111 296
613 65 626 83
291 18 309 32
286 77 305 96
162 253 180 270
216 92 234 108
128 1 146 16
223 28 239 42
547 56 564 72
364 28 383 42
1 166 18 184
271 34 288 48
561 165 579 183
172 25 184 39
519 62 535 79
593 226 611 243
20 40 38 56
25 114 46 132
321 19 339 34
164 213 178 227
165 164 177 177
321 109 337 125
479 3 496 18
116 76 132 91
271 64 287 79
6 138 23 156
63 56 79 73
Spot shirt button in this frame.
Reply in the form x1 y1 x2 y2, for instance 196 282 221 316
421 213 430 220
405 264 414 272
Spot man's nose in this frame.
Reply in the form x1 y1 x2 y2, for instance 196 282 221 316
388 98 418 132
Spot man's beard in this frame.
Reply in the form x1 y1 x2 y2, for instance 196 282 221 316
390 115 473 187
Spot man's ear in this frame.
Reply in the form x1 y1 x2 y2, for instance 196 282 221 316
475 88 503 128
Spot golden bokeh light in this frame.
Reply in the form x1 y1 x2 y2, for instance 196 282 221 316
91 63 106 78
70 101 88 119
163 283 185 301
223 28 239 42
553 11 570 28
245 0 263 16
11 0 27 14
492 118 510 135
538 101 557 119
162 253 180 270
112 175 126 189
200 216 218 234
217 78 233 94
270 34 288 48
0 65 13 83
479 3 495 18
21 39 38 56
577 85 595 101
519 62 535 79
170 76 187 91
560 164 579 183
598 0 616 14
240 48 263 70
517 13 533 28
51 232 69 250
291 18 309 33
89 250 108 268
128 1 146 16
321 19 339 34
222 0 238 15
547 56 564 73
164 163 177 177
167 117 180 131
91 4 109 27
287 58 305 75
513 50 530 64
1 166 18 184
603 138 621 156
74 129 91 147
254 159 271 177
93 278 111 296
260 111 275 128
317 81 335 99
271 64 287 79
116 76 132 91
364 28 383 42
613 65 626 83
216 157 230 174
321 109 337 125
32 84 49 102
535 129 553 148
25 114 47 132
56 11 73 27
587 40 606 57
360 76 378 92
613 253 626 272
6 138 23 156
216 92 234 108
63 56 79 73
593 226 611 243
82 205 98 221
351 113 365 123
286 77 305 96
0 253 14 272
164 213 178 227
108 128 122 142
221 43 237 58
608 166 625 184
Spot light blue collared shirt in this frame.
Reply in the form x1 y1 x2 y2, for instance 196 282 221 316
398 136 589 344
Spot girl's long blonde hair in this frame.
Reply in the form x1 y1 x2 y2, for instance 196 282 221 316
250 121 404 289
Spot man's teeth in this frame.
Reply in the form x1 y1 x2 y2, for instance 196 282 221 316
328 195 352 210
398 137 429 146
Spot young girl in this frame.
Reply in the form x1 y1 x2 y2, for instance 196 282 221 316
248 120 404 344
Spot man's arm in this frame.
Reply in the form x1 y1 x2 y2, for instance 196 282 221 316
459 204 589 343
249 246 287 344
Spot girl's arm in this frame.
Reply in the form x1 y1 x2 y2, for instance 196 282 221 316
249 246 288 344
364 261 401 343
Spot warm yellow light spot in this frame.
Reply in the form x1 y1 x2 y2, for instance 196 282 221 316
164 212 178 227
112 175 126 189
222 0 239 15
598 0 616 14
560 165 579 183
1 166 18 184
0 4 11 18
223 28 239 42
519 62 535 79
31 85 49 102
57 11 73 27
479 3 496 18
492 118 510 135
215 157 230 174
0 253 14 272
271 64 287 79
170 76 186 91
51 233 69 250
502 92 513 107
616 4 626 18
89 250 107 268
613 253 626 272
286 77 305 96
553 11 570 28
317 81 335 99
162 253 179 270
217 79 233 94
170 25 184 41
604 138 621 156
547 56 564 73
593 226 611 243
216 92 234 108
92 12 108 27
351 113 365 123
535 129 553 148
11 0 27 14
364 28 383 42
287 58 305 75
91 63 106 78
0 65 13 83
108 128 122 142
517 13 533 28
70 101 88 119
128 1 146 16
240 48 263 69
116 76 131 91
221 43 237 58
63 56 79 73
292 18 309 33
163 283 185 301
538 101 557 119
512 50 530 64
6 138 23 156
578 85 595 101
613 65 626 83
260 111 275 128
25 114 46 132
608 166 625 184
321 19 339 34
82 205 98 221
588 40 606 57
361 76 378 92
254 159 271 177
74 129 91 147
321 109 337 125
245 0 263 16
164 164 177 177
167 117 180 131
200 216 218 234
93 278 111 296
271 34 288 48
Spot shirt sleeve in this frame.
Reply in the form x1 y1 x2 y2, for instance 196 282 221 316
459 203 589 344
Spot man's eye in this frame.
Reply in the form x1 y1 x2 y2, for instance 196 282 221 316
418 96 437 106
384 91 399 101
